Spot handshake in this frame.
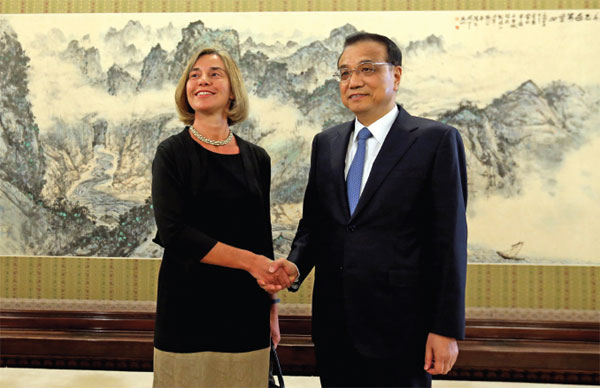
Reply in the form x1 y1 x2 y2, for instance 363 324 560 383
251 257 299 294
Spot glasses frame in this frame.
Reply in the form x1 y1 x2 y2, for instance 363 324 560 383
333 61 395 82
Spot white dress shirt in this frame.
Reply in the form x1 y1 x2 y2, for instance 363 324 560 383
344 105 399 195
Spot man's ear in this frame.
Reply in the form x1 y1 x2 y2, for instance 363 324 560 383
393 66 402 91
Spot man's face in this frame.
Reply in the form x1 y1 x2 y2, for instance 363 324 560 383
338 41 402 126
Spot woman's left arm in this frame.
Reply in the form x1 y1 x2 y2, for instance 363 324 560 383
262 149 281 345
260 148 275 260
270 295 281 348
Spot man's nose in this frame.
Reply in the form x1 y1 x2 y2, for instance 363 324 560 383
347 71 363 88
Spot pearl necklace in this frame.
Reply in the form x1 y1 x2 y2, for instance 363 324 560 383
189 126 233 146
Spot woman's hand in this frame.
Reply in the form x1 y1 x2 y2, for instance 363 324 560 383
256 258 299 293
249 255 294 293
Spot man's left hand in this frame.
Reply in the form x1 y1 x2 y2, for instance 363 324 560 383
424 332 459 375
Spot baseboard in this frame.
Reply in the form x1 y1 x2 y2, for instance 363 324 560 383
1 310 598 384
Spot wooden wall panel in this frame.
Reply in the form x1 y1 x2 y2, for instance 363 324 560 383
1 310 598 384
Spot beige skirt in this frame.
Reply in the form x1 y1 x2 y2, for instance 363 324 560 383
152 346 270 388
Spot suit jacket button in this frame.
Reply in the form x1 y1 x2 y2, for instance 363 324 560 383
347 225 356 232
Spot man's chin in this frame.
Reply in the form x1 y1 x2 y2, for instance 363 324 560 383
345 103 368 115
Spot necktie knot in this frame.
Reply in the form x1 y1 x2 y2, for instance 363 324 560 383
357 127 372 142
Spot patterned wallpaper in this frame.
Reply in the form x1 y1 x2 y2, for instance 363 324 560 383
1 0 596 13
1 256 598 321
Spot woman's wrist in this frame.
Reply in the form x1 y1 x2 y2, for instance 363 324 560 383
270 297 280 313
244 251 263 273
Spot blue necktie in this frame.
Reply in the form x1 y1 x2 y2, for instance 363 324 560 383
347 127 372 215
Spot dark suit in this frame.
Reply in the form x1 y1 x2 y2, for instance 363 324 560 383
289 105 468 386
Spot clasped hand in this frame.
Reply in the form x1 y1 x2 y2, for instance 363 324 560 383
252 257 298 294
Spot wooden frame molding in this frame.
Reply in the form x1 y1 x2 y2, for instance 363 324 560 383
0 310 155 371
1 309 598 384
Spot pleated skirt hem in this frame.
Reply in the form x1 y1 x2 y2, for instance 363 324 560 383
152 346 270 388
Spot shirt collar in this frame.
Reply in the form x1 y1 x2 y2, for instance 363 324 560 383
353 105 399 145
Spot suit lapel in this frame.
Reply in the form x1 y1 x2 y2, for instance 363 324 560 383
330 121 354 219
349 107 419 221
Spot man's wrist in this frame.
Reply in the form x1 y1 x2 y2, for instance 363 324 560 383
289 262 300 288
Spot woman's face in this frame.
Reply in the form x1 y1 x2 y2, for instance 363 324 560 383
186 54 234 118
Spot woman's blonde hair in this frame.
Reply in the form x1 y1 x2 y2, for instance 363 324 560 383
175 48 249 126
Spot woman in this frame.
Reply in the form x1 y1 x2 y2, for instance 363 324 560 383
151 48 290 387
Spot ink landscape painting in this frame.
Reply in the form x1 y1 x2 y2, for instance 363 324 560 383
1 10 598 264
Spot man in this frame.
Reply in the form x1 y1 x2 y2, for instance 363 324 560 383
267 32 468 387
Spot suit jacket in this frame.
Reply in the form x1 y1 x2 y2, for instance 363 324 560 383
288 105 468 360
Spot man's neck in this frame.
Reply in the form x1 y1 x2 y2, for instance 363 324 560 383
355 103 397 127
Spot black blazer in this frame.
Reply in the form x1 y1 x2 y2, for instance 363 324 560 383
289 106 468 360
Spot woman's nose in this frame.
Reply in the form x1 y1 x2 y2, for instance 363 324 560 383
196 73 211 84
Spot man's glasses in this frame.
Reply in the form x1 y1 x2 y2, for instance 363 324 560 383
333 62 395 82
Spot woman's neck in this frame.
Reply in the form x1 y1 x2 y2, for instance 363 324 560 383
189 111 239 154
192 112 229 139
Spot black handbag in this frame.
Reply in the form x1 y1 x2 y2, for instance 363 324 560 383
268 340 285 388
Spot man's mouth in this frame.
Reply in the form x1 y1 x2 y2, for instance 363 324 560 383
349 93 367 100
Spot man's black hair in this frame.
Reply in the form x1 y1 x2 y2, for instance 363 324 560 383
339 32 402 67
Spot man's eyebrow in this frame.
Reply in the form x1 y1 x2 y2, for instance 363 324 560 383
338 59 376 68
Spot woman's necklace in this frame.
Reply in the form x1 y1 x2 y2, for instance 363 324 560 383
189 125 233 146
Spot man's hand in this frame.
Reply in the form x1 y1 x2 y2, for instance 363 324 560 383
257 258 299 293
248 255 294 293
424 332 459 375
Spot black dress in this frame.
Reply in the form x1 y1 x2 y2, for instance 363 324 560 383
151 128 273 353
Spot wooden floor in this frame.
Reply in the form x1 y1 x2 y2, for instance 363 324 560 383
0 367 596 388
